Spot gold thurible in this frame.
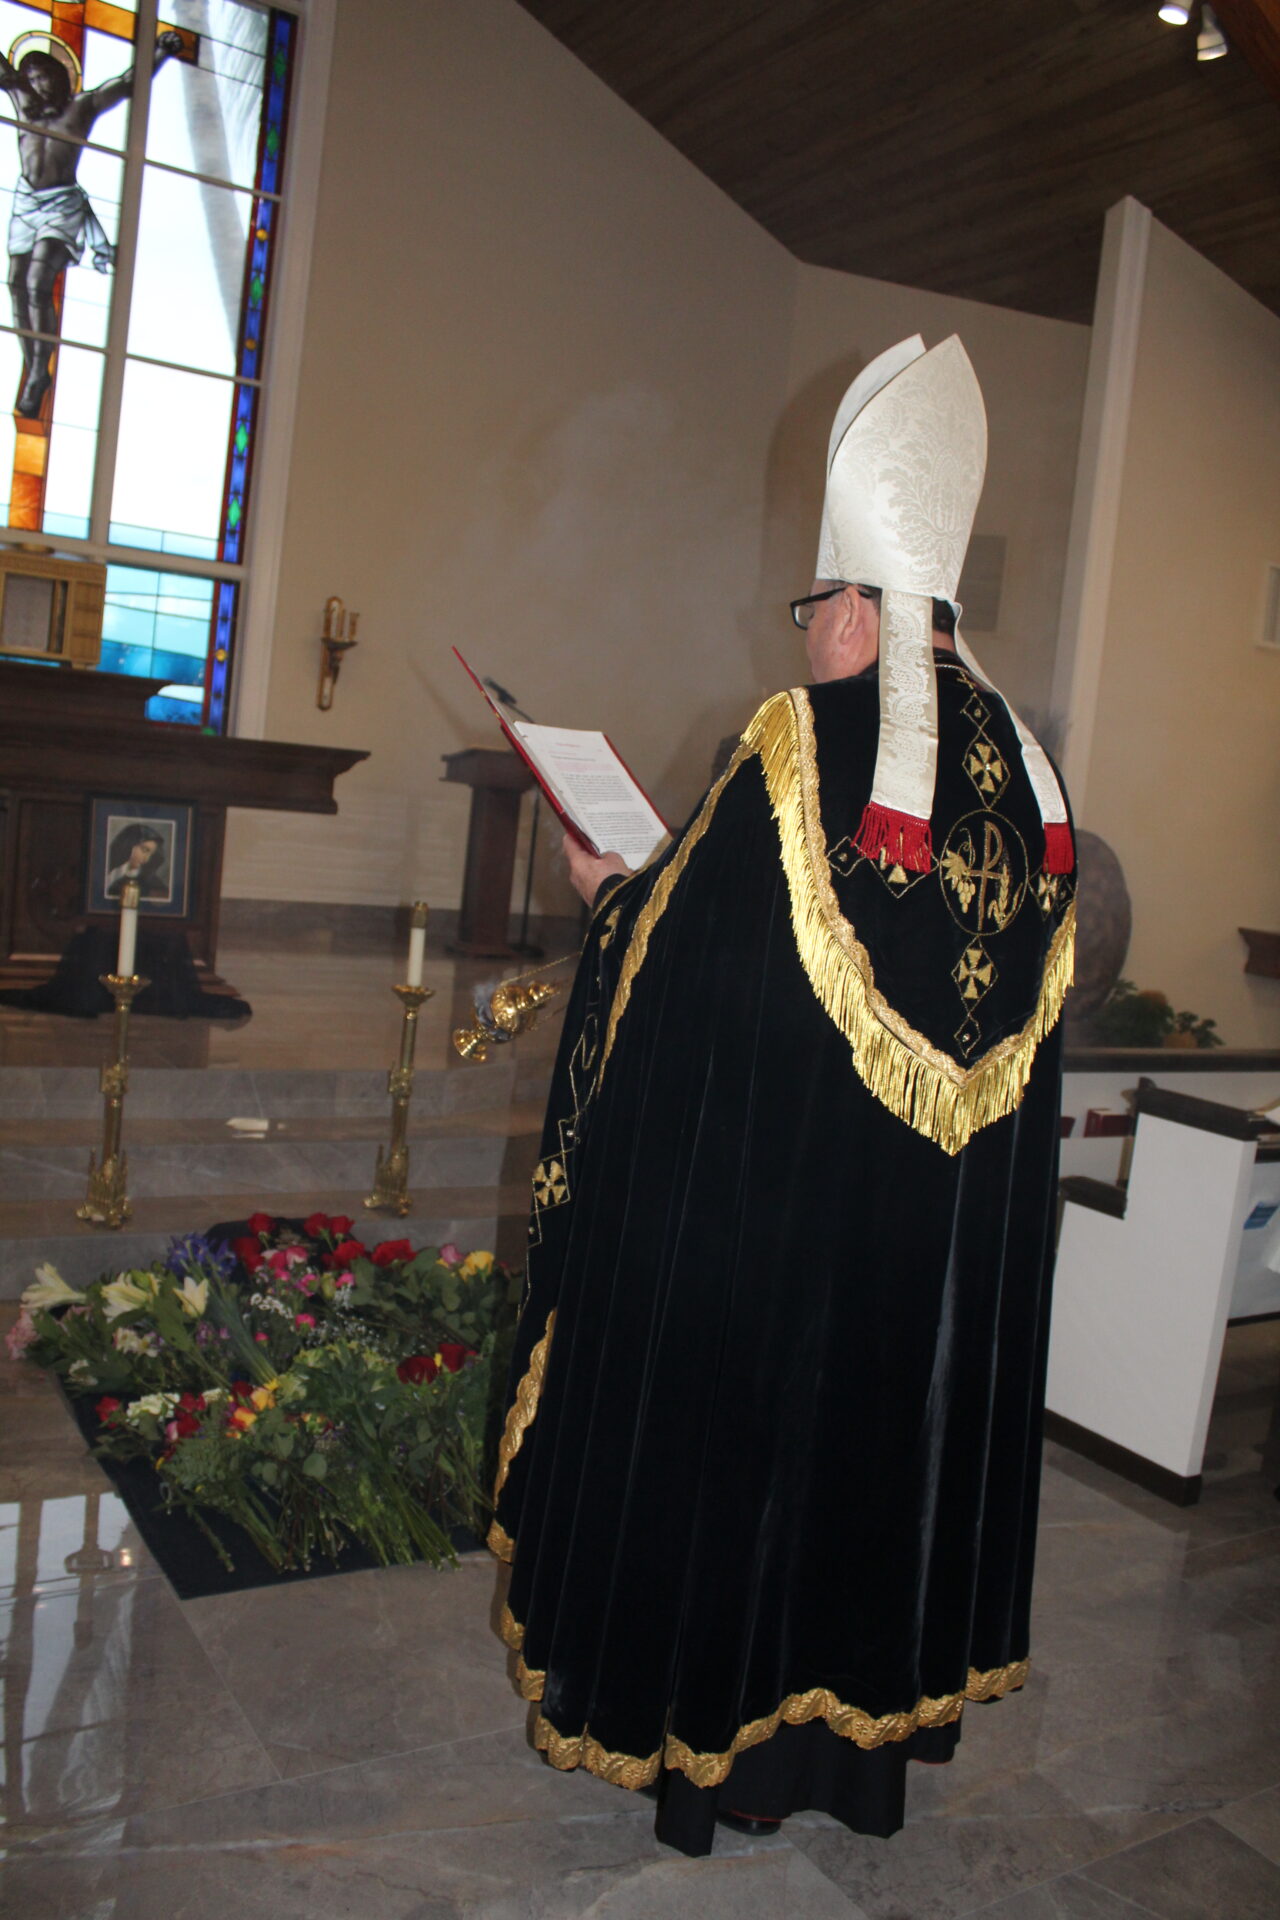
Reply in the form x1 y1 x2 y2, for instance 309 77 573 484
365 903 433 1217
78 883 147 1230
452 977 562 1062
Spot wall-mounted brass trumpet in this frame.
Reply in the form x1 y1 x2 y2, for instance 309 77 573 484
453 976 564 1062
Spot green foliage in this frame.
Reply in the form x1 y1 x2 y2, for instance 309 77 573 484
18 1221 520 1576
1089 978 1223 1050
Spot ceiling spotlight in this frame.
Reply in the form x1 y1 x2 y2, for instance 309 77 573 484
1157 2 1191 22
1197 3 1228 58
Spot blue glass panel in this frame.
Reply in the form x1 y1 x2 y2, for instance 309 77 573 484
99 639 156 678
102 603 155 642
153 611 210 655
145 692 203 726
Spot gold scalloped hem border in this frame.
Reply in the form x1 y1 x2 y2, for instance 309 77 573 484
490 1309 556 1505
748 689 1074 1156
488 1518 515 1562
528 1657 1029 1791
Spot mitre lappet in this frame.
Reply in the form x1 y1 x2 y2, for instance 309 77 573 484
817 334 1073 875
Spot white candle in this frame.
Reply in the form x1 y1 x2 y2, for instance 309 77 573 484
117 880 139 978
406 901 427 987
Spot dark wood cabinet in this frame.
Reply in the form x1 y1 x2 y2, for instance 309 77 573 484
0 661 367 989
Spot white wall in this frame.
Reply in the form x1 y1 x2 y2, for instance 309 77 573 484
222 0 1091 917
1061 212 1280 1045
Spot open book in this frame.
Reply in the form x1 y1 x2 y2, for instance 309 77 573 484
454 649 670 870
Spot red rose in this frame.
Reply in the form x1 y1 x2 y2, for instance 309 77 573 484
327 1238 367 1267
230 1381 255 1404
396 1354 439 1385
266 1248 291 1276
329 1214 354 1235
247 1212 275 1237
233 1237 265 1272
303 1212 330 1237
438 1342 475 1374
174 1409 201 1437
95 1395 122 1421
372 1239 414 1267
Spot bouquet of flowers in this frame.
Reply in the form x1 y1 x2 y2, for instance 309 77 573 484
9 1213 517 1575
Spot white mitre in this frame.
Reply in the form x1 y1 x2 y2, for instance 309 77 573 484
814 335 1071 875
820 335 985 605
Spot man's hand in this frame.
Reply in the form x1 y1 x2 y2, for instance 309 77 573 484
563 831 630 905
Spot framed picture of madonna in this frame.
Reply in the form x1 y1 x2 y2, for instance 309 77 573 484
85 797 195 920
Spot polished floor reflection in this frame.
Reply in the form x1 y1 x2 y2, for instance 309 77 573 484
1 1300 1277 1917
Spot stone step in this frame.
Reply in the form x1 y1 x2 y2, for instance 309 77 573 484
0 1107 549 1149
0 1180 535 1298
0 1060 542 1121
0 1133 524 1203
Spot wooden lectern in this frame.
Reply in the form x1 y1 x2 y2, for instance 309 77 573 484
0 661 367 992
441 746 535 959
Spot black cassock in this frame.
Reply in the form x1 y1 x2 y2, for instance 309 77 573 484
490 654 1075 1853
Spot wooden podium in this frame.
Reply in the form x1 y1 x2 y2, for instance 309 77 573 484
441 746 535 959
0 661 367 991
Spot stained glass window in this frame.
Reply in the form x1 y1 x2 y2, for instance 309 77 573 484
0 0 297 728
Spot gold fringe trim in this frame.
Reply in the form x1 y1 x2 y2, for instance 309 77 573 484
490 1310 556 1504
526 1657 1029 1792
598 740 754 1080
747 689 1075 1155
487 1518 515 1562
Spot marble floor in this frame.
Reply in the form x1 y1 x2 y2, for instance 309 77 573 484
1 1302 1277 1918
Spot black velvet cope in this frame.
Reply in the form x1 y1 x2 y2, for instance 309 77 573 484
492 659 1073 1840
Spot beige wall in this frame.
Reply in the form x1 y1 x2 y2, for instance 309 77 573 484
224 0 1090 916
1073 218 1280 1045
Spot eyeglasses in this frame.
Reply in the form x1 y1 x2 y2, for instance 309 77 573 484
790 585 847 631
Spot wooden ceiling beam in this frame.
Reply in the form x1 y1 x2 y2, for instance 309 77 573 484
1214 0 1280 107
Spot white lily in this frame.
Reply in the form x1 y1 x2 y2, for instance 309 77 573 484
126 1392 177 1423
112 1326 160 1356
21 1264 85 1312
174 1276 209 1319
100 1274 153 1322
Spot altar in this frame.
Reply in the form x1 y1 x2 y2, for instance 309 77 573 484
0 662 367 993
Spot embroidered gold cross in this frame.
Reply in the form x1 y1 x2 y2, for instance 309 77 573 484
532 1159 568 1208
965 740 1008 800
954 943 996 1003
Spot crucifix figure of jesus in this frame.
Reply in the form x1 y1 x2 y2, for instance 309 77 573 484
0 31 185 417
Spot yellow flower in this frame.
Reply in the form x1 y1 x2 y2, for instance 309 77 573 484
250 1385 276 1412
459 1251 494 1279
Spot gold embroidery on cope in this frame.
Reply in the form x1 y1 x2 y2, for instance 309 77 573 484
746 689 1074 1155
490 1309 556 1503
598 740 755 1079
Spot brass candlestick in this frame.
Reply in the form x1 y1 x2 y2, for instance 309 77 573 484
365 981 434 1216
77 973 148 1229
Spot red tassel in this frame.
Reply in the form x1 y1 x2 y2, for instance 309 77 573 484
853 803 933 874
1042 822 1074 875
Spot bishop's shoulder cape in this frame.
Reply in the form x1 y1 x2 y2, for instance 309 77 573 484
490 656 1075 1791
